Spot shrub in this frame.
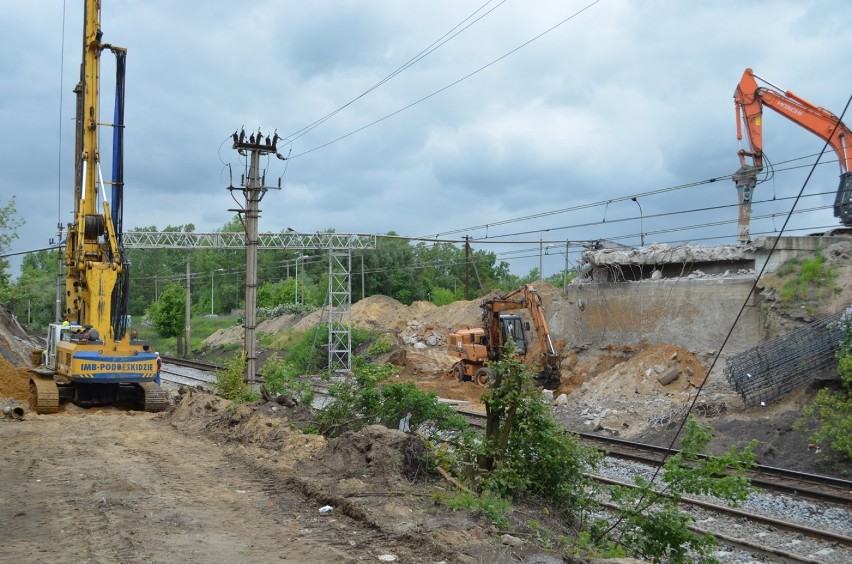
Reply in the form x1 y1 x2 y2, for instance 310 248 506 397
605 417 756 562
464 355 601 512
213 352 258 403
315 361 468 439
366 334 394 356
797 310 852 460
260 356 314 406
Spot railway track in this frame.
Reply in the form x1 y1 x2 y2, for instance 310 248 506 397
459 407 851 561
158 356 218 389
458 408 852 505
155 361 850 560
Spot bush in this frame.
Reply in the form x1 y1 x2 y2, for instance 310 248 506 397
260 356 314 406
213 352 258 403
797 310 852 460
315 361 468 439
459 355 600 512
366 334 393 356
605 417 756 562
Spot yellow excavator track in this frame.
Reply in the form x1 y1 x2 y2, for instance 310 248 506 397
29 375 60 414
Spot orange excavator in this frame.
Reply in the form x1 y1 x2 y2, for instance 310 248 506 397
733 67 852 242
447 285 561 389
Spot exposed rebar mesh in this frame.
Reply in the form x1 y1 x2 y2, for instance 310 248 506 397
725 308 848 406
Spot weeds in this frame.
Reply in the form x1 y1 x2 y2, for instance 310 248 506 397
797 310 852 460
433 490 511 530
777 252 837 305
213 352 258 403
260 356 314 406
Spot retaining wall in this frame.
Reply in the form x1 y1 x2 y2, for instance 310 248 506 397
549 277 761 354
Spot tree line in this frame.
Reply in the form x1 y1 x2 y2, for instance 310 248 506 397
1 201 566 332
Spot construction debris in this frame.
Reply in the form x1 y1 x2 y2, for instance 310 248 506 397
725 307 849 406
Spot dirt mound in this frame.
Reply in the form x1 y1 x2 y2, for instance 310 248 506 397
170 388 430 488
553 343 713 438
0 307 42 408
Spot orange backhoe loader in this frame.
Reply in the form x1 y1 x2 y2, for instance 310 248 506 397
447 284 561 389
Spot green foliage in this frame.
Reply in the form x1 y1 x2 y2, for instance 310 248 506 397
213 352 258 403
0 196 23 300
461 354 600 511
315 361 468 439
429 287 456 306
257 279 296 309
433 490 511 529
544 270 576 289
606 417 756 563
777 253 837 305
8 250 58 330
144 283 185 338
270 325 377 375
797 312 852 460
260 356 314 406
366 334 393 356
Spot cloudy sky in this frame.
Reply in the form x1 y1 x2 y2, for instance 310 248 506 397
2 0 850 279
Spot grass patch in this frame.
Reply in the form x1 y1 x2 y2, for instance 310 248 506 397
140 314 238 355
433 490 511 530
776 253 837 306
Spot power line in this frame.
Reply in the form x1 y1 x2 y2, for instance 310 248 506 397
290 0 602 159
285 0 509 144
418 155 841 240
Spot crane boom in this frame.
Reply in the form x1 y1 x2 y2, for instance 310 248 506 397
733 68 852 242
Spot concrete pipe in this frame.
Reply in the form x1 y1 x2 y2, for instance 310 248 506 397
3 406 26 420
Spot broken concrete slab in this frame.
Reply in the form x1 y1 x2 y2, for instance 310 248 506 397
657 366 680 386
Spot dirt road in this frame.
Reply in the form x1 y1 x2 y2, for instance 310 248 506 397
0 409 451 563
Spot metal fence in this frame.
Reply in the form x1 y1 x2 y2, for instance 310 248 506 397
725 307 849 406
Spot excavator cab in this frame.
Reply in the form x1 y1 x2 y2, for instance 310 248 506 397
498 315 530 355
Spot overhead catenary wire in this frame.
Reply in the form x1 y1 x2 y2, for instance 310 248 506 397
285 0 509 144
290 0 602 159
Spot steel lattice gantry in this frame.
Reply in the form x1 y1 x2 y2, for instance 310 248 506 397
124 231 376 373
123 231 376 250
328 251 353 372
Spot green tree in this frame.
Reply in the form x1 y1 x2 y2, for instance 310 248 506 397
145 282 186 354
468 353 600 510
10 250 58 330
0 197 24 301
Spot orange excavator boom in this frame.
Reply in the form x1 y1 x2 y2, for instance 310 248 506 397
733 68 852 241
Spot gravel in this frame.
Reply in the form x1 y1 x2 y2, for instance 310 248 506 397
594 456 852 563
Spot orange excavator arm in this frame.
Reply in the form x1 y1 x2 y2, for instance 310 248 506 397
733 68 852 241
482 285 560 384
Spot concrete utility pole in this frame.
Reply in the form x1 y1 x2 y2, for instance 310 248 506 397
228 128 282 384
184 259 191 357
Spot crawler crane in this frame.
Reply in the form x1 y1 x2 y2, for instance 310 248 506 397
447 285 561 389
733 67 852 242
29 0 166 413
